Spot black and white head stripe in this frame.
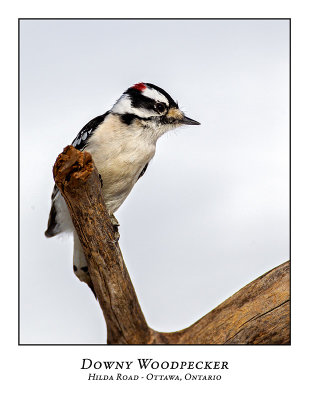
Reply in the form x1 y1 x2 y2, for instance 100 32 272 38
72 112 109 150
144 83 178 108
111 83 178 119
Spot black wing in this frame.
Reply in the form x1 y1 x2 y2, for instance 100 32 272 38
45 112 110 238
72 112 110 150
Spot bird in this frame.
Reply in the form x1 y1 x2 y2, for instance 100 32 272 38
45 82 200 294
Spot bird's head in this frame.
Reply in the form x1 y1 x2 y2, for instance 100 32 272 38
111 82 200 136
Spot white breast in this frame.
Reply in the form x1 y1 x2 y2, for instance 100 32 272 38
85 113 157 213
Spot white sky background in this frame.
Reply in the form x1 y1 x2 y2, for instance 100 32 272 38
20 19 289 344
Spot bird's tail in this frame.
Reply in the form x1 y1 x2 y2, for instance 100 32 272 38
45 202 61 237
73 230 96 298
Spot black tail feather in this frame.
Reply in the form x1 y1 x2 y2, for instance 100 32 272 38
45 202 59 238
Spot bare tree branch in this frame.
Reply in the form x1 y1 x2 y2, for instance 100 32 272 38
53 146 290 345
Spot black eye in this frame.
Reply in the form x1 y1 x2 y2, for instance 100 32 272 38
155 102 166 113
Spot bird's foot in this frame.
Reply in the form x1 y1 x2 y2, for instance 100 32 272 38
110 213 120 242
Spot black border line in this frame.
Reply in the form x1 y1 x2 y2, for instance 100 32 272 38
18 18 290 20
289 18 291 344
18 17 291 346
18 18 21 346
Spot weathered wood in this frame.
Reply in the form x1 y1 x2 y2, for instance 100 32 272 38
153 261 290 344
53 146 290 345
53 146 151 344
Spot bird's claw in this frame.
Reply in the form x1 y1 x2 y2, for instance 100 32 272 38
110 213 120 242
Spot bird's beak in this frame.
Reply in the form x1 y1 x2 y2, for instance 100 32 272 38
181 115 201 125
166 107 200 125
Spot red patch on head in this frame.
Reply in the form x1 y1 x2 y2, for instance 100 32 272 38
131 82 147 91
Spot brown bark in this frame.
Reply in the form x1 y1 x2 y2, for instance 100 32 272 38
53 146 290 345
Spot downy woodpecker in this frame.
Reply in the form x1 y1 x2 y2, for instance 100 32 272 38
45 82 200 293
